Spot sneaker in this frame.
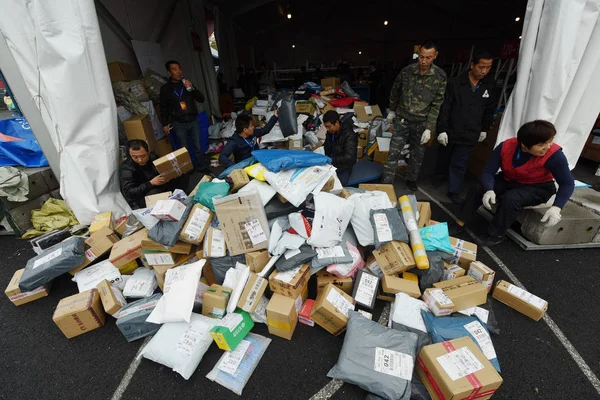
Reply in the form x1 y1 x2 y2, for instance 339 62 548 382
476 233 505 247
448 193 463 204
432 175 444 187
406 180 418 191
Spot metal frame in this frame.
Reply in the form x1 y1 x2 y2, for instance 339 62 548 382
495 58 517 109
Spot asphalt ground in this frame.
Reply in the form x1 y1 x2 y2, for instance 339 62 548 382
2 168 600 400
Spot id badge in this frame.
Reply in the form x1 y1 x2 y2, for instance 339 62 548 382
179 101 187 110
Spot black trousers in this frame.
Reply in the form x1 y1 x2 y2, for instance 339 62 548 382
458 173 556 236
435 143 473 194
337 168 352 187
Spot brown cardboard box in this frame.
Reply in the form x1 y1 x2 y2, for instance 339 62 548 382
123 115 158 151
442 263 466 281
114 217 128 237
449 237 478 269
289 137 303 150
227 169 250 192
416 337 503 400
417 202 432 228
109 228 148 268
296 101 317 115
203 228 227 258
322 100 336 114
107 61 138 82
237 273 268 313
422 288 455 316
178 204 213 244
372 241 416 275
245 250 270 273
269 264 310 299
311 283 355 335
316 270 353 296
266 293 298 340
70 226 121 275
276 193 289 203
365 254 384 277
214 191 269 255
353 103 383 121
432 276 487 312
52 289 106 338
373 150 389 165
492 280 547 321
145 191 172 208
153 148 193 181
202 284 232 319
381 275 421 298
358 183 397 206
5 269 50 306
96 279 125 316
141 237 192 255
320 176 335 193
357 129 368 148
468 261 495 293
321 77 341 90
155 137 174 157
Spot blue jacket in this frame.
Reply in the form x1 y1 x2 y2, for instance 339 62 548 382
219 116 278 167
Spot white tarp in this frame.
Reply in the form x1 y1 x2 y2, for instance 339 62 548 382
0 0 131 223
497 0 600 169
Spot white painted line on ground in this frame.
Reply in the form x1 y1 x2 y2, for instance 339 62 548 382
111 336 152 400
419 187 600 395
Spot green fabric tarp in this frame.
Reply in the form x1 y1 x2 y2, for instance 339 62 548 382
22 198 79 239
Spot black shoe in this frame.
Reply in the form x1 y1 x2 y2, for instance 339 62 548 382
432 175 444 187
448 193 463 204
448 221 465 236
476 233 505 247
195 166 213 176
406 180 418 191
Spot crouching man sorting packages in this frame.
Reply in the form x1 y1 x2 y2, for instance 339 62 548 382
120 140 190 209
455 120 574 246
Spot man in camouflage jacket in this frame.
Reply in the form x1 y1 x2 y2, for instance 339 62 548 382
383 41 447 190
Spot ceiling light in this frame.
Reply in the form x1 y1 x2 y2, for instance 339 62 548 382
515 17 521 21
359 51 362 55
287 13 292 19
384 20 389 26
292 44 295 48
519 36 522 39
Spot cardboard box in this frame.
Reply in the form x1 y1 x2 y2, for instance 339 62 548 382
351 269 380 310
492 280 548 321
365 254 384 278
202 284 231 319
145 191 172 208
227 169 250 192
372 241 416 275
357 145 365 160
119 259 139 275
358 183 397 206
353 103 383 121
321 77 341 90
373 150 389 165
237 273 268 313
311 283 355 335
298 299 315 327
52 289 106 339
417 202 432 228
89 212 112 235
179 204 213 244
316 270 353 296
70 226 121 275
468 261 495 293
443 263 466 281
417 337 503 400
422 288 455 316
266 293 298 340
123 115 158 152
296 101 317 115
150 199 186 222
214 191 270 255
203 228 227 258
141 237 192 255
210 310 254 351
142 251 178 266
245 250 270 273
154 137 174 157
289 137 303 150
109 228 148 268
114 217 128 237
269 264 310 300
5 268 50 306
381 275 421 298
153 148 193 181
96 279 125 316
320 89 335 97
449 237 478 269
403 271 419 282
107 61 138 82
432 276 487 312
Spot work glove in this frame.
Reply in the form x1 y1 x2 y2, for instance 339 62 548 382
540 206 561 227
386 111 396 121
420 129 431 145
437 132 448 146
482 190 496 211
478 132 487 142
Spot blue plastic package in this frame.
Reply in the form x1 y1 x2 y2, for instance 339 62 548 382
218 156 257 179
421 310 501 373
418 222 455 254
251 149 331 172
0 118 49 167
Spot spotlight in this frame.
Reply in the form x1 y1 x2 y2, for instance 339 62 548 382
359 51 362 55
292 44 295 48
287 13 292 19
515 17 520 22
384 20 389 26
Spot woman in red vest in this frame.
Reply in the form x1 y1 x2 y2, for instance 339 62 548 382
456 120 574 246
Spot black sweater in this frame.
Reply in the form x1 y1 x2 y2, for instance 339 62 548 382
159 79 205 125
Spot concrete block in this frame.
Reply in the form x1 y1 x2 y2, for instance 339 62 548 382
6 194 51 235
520 202 600 245
24 167 51 200
49 189 62 200
41 167 59 191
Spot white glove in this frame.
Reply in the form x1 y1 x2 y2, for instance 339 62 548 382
482 190 496 211
478 132 487 142
540 206 561 227
420 129 431 145
386 111 396 121
437 132 448 146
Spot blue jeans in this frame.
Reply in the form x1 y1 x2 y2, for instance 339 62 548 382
173 121 204 167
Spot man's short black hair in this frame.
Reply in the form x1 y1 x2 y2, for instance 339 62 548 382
323 110 339 125
419 40 439 52
235 114 253 133
517 120 557 148
472 52 494 65
127 139 149 154
165 60 180 72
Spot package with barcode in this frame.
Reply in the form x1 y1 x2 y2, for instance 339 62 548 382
351 269 380 310
369 208 408 249
140 313 216 379
307 192 354 248
115 293 163 342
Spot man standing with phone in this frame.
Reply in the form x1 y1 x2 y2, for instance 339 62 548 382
160 60 209 173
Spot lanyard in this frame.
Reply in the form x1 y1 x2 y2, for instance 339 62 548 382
243 137 255 149
172 86 184 99
471 82 481 93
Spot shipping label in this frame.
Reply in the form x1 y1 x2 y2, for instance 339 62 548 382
437 346 485 381
354 273 378 306
506 284 547 310
32 248 63 269
184 207 211 240
326 289 354 317
374 347 413 380
316 246 345 260
245 219 267 245
218 339 251 375
176 320 209 356
464 321 497 361
275 265 302 284
374 213 393 242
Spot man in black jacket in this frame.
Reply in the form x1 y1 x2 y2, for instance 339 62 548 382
160 60 209 173
433 52 496 203
323 110 357 186
120 140 189 209
219 111 278 167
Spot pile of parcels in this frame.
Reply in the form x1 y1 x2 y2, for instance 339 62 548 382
5 148 550 399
